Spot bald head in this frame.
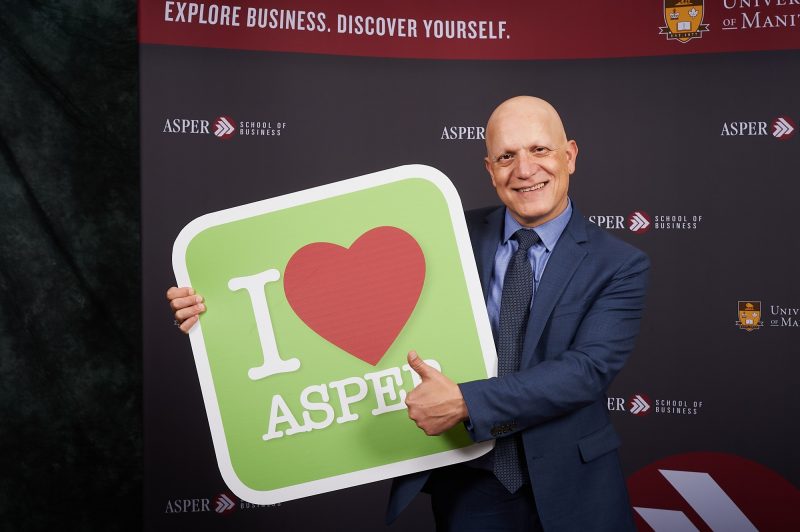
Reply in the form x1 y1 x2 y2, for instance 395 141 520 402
485 96 568 155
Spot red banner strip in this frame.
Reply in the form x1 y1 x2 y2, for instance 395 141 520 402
139 0 800 59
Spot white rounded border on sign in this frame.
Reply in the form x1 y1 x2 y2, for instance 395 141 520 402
172 164 497 505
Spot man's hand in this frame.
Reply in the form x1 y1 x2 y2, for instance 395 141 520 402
405 351 469 436
166 286 205 334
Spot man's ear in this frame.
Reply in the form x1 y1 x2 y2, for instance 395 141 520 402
566 140 578 174
484 157 497 188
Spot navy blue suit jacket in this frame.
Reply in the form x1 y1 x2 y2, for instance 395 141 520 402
387 206 649 531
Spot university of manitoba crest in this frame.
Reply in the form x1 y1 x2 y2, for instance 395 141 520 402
660 0 709 43
736 301 763 332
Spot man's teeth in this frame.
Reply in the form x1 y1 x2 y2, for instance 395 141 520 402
520 183 545 192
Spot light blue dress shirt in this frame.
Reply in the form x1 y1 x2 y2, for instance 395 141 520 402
486 200 573 340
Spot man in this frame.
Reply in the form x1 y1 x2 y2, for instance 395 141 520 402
168 96 649 531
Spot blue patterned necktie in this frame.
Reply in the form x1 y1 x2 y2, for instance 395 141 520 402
493 228 540 493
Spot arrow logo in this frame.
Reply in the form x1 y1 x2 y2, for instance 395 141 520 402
628 211 651 234
214 493 236 514
772 116 796 140
629 394 651 416
635 469 757 531
213 116 236 139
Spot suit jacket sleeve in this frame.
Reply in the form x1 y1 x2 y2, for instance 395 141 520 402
458 242 649 443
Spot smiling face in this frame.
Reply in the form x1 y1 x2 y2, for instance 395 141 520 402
484 97 578 228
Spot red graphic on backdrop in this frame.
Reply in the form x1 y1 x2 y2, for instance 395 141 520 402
213 116 236 139
213 492 237 515
628 211 651 234
628 452 800 531
628 393 651 416
284 226 425 365
772 116 796 140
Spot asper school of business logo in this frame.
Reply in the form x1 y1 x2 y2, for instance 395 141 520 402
164 492 280 516
162 115 288 140
735 300 799 332
720 116 796 140
608 393 705 417
659 0 709 43
589 211 703 233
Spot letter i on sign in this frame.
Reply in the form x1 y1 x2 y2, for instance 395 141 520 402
228 268 300 379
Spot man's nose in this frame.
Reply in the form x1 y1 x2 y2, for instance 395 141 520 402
515 151 538 179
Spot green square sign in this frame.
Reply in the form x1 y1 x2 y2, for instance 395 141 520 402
173 165 495 504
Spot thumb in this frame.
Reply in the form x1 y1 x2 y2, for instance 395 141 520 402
408 350 435 379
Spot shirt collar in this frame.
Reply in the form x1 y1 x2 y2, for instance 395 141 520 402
502 199 573 252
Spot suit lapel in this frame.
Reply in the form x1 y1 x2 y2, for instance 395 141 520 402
520 209 589 366
474 207 504 300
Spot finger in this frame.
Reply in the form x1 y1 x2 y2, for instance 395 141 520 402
175 302 206 321
407 350 434 379
405 389 418 409
179 315 198 334
170 294 204 312
166 286 195 300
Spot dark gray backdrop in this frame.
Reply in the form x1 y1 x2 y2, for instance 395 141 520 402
142 45 799 530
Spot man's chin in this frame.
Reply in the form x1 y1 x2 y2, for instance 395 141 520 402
509 208 548 228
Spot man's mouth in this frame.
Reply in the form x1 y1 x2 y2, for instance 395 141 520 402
517 182 546 193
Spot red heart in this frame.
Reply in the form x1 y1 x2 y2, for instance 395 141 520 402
283 226 426 365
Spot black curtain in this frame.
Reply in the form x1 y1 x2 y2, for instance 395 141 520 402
0 2 140 529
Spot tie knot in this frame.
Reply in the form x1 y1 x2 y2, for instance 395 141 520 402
513 229 540 252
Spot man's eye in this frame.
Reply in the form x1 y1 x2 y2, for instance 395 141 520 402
497 153 513 162
532 146 550 154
